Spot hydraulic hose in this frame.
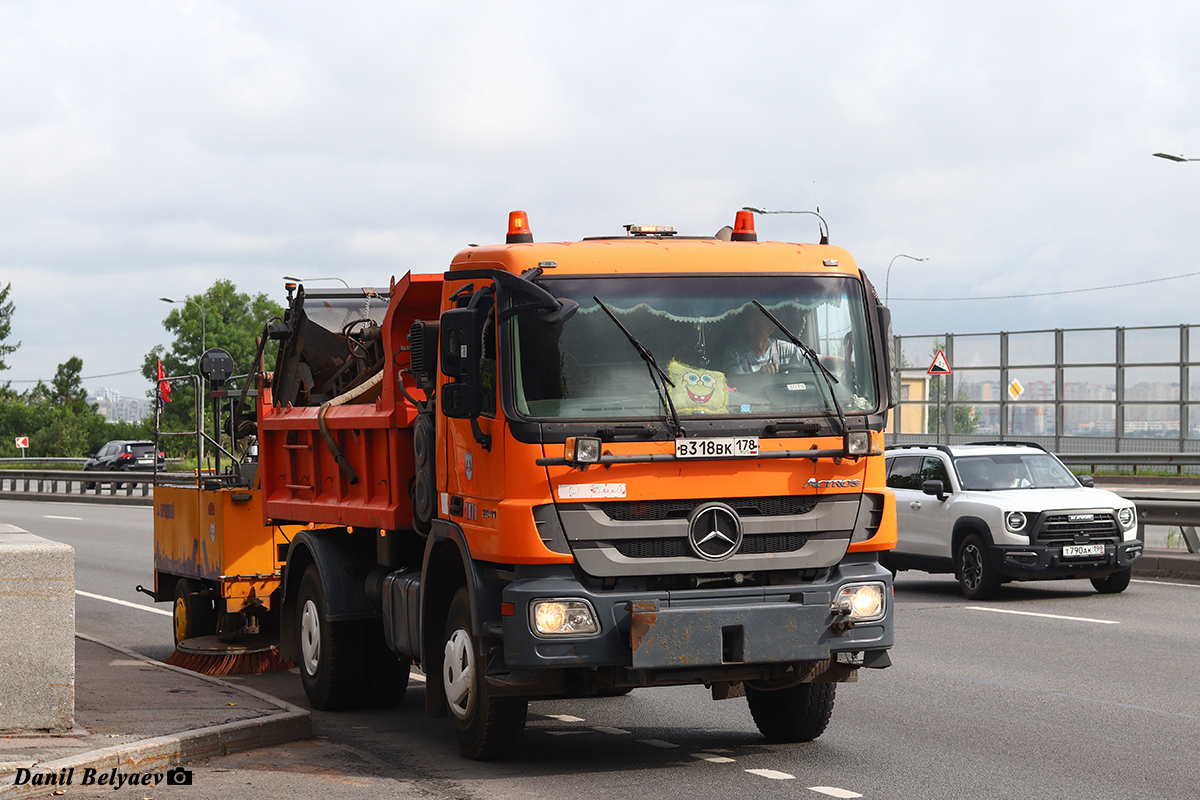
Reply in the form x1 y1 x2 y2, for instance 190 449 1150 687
317 368 385 486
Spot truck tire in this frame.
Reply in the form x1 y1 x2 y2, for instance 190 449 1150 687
173 578 215 645
1091 567 1132 594
297 565 366 710
442 587 527 760
745 682 836 743
957 533 1001 600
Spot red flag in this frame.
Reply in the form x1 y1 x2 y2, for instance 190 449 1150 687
156 359 171 404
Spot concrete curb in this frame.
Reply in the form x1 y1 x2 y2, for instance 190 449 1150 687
0 492 153 507
1132 548 1200 582
0 635 310 799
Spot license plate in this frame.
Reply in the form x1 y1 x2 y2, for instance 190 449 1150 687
675 437 759 459
1062 544 1105 558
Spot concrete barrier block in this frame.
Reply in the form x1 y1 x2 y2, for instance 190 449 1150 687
0 523 75 733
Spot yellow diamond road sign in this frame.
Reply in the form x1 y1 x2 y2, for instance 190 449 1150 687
1008 379 1024 400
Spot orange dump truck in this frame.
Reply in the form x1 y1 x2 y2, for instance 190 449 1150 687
258 210 898 760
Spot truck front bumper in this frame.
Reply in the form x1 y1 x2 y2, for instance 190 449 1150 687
990 539 1143 581
500 554 893 672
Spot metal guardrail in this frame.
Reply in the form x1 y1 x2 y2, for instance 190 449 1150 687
1120 495 1200 554
0 469 156 501
0 457 87 466
1058 453 1200 473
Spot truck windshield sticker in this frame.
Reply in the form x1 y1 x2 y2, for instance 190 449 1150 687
557 482 627 500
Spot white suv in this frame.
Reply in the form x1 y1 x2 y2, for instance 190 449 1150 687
883 443 1143 599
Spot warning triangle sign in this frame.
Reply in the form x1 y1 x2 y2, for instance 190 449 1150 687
928 349 951 375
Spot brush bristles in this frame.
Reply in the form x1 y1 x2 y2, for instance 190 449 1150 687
166 647 294 676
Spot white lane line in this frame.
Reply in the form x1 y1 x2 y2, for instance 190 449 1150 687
809 787 862 798
965 606 1119 624
592 726 630 735
44 515 83 521
746 769 795 780
1132 578 1199 589
75 590 172 617
691 752 735 763
409 672 426 683
638 739 678 749
544 714 585 722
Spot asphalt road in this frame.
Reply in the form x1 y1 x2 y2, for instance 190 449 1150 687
5 498 1199 800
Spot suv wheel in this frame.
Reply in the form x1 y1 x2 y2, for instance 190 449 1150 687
1091 567 1132 594
957 533 1001 600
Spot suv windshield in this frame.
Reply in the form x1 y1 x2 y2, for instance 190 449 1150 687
954 453 1079 490
514 274 877 420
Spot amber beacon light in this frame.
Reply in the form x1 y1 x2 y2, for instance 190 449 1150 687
731 209 758 241
507 210 534 244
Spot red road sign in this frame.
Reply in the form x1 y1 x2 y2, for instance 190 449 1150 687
928 349 951 375
14 437 29 449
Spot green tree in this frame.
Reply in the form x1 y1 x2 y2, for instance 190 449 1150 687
142 280 284 453
0 282 18 373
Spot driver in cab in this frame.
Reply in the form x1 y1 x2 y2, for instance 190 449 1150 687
722 314 803 374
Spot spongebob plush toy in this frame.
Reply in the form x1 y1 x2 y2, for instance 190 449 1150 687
667 360 728 414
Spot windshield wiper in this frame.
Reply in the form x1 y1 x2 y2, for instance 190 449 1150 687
751 300 848 438
593 296 684 438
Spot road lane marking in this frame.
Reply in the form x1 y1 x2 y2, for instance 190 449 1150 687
44 515 82 520
638 739 678 748
809 788 862 798
409 672 426 683
75 590 172 617
691 752 735 763
592 726 630 735
1132 579 1199 589
746 769 794 780
965 606 1119 624
544 714 584 722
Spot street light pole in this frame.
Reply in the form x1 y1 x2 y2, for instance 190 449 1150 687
282 275 350 288
1152 152 1200 162
884 254 928 306
159 297 206 353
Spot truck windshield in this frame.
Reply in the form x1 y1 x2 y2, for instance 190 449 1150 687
513 274 878 420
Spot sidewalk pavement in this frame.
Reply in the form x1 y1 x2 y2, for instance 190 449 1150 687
0 635 310 799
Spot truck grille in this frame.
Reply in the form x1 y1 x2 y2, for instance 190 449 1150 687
600 496 818 522
613 532 809 559
1036 513 1119 545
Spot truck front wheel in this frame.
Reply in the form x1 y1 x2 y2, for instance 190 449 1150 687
1091 567 1132 594
745 682 836 742
443 587 527 760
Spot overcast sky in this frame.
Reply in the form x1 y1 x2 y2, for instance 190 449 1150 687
4 1 1200 398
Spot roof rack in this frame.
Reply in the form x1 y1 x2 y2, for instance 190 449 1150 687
969 440 1048 452
884 443 954 456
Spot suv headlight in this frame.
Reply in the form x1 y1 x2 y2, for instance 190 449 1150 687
1005 511 1028 533
530 599 599 637
1116 506 1136 531
833 582 886 622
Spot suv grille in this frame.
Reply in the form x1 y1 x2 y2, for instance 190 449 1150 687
1036 513 1119 545
600 496 818 522
613 532 809 559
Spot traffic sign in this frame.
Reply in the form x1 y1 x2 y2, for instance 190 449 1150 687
927 349 951 375
14 436 28 449
1008 379 1024 400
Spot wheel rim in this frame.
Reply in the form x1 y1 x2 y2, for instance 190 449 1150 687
443 628 476 721
301 599 321 677
962 544 983 590
173 597 188 643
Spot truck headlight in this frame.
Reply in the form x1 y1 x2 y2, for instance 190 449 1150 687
531 599 599 637
564 437 602 467
833 582 886 622
1117 507 1136 530
1005 511 1028 533
844 430 870 457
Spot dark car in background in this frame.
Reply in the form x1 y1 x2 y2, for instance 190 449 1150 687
83 440 164 488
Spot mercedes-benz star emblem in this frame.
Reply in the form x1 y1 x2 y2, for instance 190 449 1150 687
688 502 743 561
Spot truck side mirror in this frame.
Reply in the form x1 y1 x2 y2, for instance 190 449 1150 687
877 305 898 410
922 479 947 501
440 308 480 419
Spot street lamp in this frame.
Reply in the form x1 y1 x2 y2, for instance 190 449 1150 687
884 254 928 306
159 297 206 353
282 275 350 288
1152 152 1200 162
